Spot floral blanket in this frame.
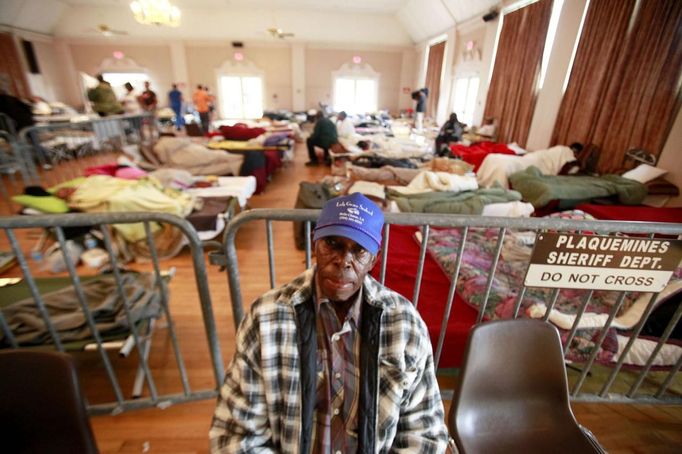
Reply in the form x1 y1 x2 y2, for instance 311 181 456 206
426 221 680 364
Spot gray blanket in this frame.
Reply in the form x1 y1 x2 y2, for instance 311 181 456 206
0 273 160 346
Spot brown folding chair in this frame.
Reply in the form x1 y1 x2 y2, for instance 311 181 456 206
0 350 99 454
448 319 605 454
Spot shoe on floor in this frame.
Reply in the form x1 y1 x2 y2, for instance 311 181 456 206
305 161 319 167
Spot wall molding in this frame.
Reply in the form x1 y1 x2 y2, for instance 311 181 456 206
97 56 148 74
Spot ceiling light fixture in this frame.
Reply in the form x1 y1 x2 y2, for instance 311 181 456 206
130 0 181 27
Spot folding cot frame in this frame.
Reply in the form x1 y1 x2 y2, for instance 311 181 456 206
212 208 682 405
0 113 156 205
0 212 224 415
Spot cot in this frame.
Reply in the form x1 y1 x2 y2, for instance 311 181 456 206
0 211 223 415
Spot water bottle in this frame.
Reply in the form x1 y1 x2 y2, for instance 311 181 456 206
84 234 97 250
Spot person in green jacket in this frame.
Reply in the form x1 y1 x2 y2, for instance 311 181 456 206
87 74 123 117
306 111 338 166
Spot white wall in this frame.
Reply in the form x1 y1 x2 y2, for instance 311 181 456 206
305 46 405 113
656 109 682 207
185 43 292 112
68 41 174 107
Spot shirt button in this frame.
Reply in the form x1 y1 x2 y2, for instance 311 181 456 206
333 408 340 416
335 372 341 379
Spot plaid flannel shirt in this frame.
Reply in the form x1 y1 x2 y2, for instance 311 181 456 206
209 267 448 453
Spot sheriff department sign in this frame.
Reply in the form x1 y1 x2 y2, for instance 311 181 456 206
524 233 682 292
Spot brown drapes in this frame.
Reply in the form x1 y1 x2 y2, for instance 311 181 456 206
551 0 635 149
424 41 446 118
0 33 31 99
483 0 553 147
552 0 682 173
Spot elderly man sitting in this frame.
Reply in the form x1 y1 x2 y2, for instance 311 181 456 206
210 192 449 453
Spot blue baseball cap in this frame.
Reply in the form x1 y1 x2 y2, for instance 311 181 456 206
313 193 384 254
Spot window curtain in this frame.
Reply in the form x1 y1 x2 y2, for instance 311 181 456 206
551 0 635 150
0 33 31 98
483 0 554 147
553 0 682 173
424 41 446 118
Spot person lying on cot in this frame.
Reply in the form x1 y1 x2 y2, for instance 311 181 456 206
210 192 449 453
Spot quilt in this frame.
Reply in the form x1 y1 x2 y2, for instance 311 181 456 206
425 223 681 365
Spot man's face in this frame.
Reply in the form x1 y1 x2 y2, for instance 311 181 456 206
314 235 377 302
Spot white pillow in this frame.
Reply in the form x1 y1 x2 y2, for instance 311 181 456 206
621 164 667 183
507 142 527 155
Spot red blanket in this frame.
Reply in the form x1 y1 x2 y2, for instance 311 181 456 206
218 123 266 141
370 225 477 368
448 141 515 171
576 203 682 223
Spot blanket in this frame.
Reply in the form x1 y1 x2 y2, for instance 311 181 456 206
151 137 243 176
388 171 478 195
387 186 522 214
509 166 648 208
477 145 576 188
425 223 681 365
448 141 515 171
0 273 160 347
575 203 682 223
66 175 196 242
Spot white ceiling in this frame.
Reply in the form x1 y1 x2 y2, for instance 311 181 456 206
59 0 413 14
0 0 500 45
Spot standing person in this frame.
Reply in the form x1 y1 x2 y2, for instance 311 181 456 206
193 84 211 134
203 86 216 124
121 82 142 115
412 87 428 131
139 81 158 113
168 83 184 130
305 111 338 166
209 193 449 453
335 111 355 138
87 74 123 117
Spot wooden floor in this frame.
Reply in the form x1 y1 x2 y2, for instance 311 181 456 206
2 143 681 453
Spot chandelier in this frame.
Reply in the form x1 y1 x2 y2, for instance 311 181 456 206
130 0 181 27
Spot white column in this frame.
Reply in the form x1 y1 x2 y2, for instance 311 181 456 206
657 109 682 206
526 0 588 151
53 39 81 108
169 40 190 94
398 49 416 111
473 17 501 127
435 28 457 125
291 43 305 111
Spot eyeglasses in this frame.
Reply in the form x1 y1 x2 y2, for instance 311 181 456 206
319 237 373 265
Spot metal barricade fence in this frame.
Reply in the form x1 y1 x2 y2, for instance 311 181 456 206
0 131 32 205
18 113 155 185
0 212 223 415
213 209 682 404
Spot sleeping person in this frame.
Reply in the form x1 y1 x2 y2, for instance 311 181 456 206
476 145 578 188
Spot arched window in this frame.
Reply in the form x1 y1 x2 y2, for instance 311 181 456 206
332 62 379 114
215 59 264 119
96 56 151 99
451 72 480 126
